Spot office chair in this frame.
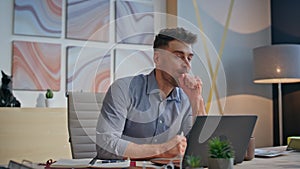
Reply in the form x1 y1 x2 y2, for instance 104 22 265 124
67 92 106 159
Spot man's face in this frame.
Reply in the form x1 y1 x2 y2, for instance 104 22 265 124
155 40 194 85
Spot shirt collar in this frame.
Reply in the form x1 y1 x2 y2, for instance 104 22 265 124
146 70 181 102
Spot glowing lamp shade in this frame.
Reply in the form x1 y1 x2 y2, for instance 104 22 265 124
253 45 300 84
253 44 300 146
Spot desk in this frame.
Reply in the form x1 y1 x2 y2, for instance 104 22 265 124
235 146 300 169
136 146 300 169
4 147 299 169
0 108 71 164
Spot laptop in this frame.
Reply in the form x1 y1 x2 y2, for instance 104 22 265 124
183 115 257 167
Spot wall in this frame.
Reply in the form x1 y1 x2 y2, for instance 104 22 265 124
0 1 67 107
0 0 165 108
178 0 273 147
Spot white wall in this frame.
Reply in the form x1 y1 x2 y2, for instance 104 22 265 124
0 0 164 108
0 1 67 107
178 0 273 147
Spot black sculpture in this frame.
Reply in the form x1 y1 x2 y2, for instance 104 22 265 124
0 70 21 107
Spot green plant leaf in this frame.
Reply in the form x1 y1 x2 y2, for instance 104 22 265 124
208 137 234 159
185 155 201 168
45 89 54 99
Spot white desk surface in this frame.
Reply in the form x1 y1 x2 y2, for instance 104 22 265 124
234 146 300 169
3 146 299 169
134 146 300 169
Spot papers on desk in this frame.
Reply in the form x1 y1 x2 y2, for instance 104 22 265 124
254 149 290 158
49 158 131 168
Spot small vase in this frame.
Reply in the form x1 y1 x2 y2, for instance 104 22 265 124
45 99 54 107
208 158 234 169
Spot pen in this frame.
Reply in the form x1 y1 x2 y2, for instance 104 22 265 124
180 131 184 169
89 158 97 165
97 159 125 164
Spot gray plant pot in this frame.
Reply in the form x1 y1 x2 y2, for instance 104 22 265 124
208 158 234 169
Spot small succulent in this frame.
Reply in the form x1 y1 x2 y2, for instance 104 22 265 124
45 89 54 99
186 155 201 168
208 137 234 159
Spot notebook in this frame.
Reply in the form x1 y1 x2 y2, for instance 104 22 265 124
183 115 257 167
287 136 300 151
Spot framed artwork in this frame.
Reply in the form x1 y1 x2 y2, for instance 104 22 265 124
13 0 62 37
12 41 61 91
114 48 154 80
66 0 110 41
67 46 111 92
116 0 154 45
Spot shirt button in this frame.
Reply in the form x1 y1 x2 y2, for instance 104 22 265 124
159 120 163 124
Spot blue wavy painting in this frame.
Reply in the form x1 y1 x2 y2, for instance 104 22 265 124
66 0 110 41
14 0 62 37
116 0 154 45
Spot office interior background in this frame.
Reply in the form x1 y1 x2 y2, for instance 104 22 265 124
0 0 299 164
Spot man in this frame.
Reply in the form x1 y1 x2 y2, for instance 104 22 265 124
96 27 206 160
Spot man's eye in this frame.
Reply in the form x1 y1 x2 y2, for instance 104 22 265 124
173 52 192 62
175 53 184 59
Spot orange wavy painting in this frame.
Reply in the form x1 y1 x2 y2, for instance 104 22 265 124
12 41 61 91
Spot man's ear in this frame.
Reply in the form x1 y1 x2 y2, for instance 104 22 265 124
153 50 160 65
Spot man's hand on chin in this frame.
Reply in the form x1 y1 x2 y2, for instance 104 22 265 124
178 74 206 116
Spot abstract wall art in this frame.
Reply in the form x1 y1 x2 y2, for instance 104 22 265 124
12 41 61 91
116 0 154 45
67 46 111 92
13 0 62 37
66 0 110 41
114 48 154 80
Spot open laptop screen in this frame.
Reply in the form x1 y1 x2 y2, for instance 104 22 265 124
183 115 257 167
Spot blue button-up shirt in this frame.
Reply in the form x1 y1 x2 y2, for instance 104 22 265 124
96 70 193 159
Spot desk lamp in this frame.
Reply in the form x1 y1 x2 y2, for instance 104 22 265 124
253 44 300 145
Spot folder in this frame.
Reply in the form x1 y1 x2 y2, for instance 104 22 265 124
287 136 300 151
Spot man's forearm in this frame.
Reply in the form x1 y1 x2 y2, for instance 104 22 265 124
123 135 186 160
190 95 206 117
123 142 165 160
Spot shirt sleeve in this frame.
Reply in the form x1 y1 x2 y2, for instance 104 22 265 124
96 78 131 159
178 89 194 136
180 106 193 136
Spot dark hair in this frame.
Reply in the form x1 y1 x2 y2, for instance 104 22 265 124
153 27 197 49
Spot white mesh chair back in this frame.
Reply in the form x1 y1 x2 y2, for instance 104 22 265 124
67 92 105 159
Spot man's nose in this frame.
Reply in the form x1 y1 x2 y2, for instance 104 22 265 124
182 57 191 69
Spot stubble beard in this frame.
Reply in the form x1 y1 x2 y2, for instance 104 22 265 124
161 70 179 87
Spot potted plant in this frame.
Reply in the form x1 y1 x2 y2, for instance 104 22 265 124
208 137 234 169
45 89 54 107
185 155 203 169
